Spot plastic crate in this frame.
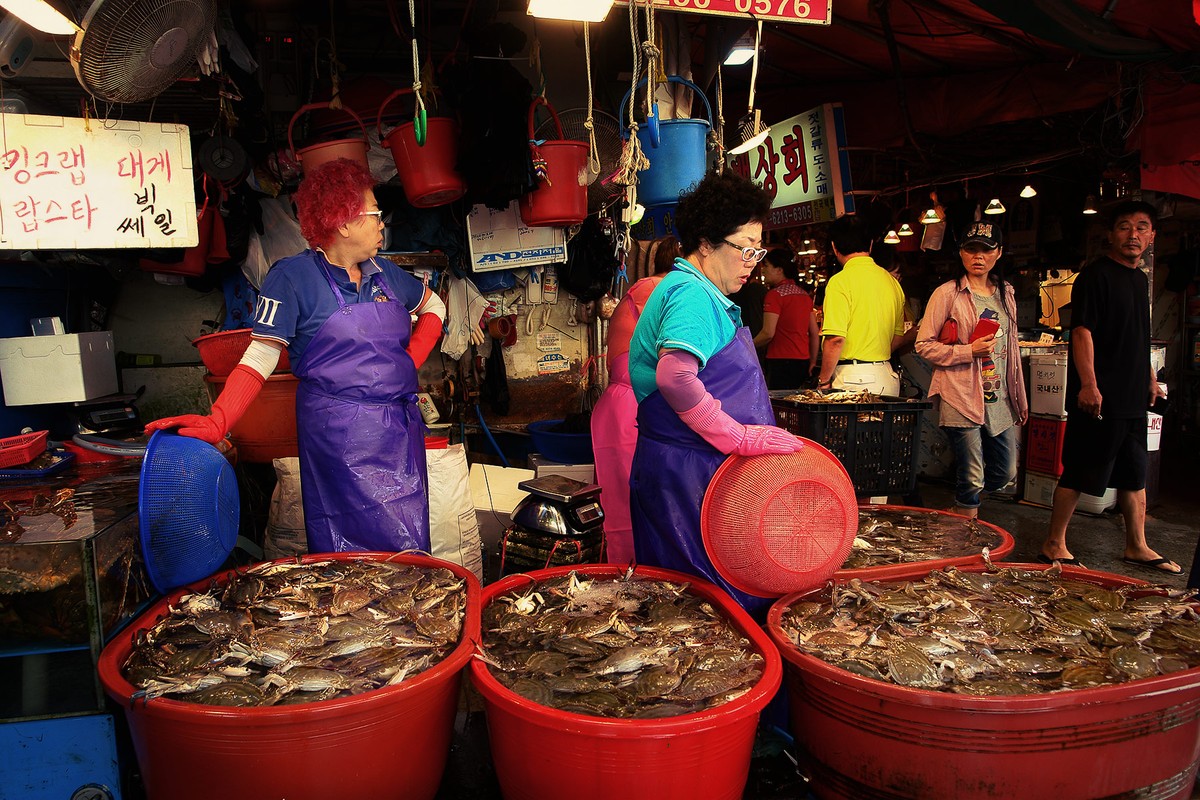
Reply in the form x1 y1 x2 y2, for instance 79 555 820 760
770 395 931 496
0 430 48 468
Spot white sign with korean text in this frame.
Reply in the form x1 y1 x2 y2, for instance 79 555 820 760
727 103 854 231
0 114 198 250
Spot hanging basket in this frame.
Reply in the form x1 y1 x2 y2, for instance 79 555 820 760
288 102 371 175
377 89 466 208
519 96 589 228
619 76 713 207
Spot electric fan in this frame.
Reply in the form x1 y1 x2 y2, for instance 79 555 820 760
536 108 625 213
71 0 217 103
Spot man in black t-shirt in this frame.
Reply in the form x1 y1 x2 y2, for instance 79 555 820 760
1039 200 1176 574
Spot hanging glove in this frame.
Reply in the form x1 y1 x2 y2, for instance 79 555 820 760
406 312 444 368
677 393 804 456
144 364 265 444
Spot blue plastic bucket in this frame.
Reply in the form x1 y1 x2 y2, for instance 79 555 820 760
620 76 713 207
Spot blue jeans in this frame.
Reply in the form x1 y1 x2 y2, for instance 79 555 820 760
943 425 1018 509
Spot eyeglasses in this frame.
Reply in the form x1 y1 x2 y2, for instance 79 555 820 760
357 210 385 221
721 239 768 263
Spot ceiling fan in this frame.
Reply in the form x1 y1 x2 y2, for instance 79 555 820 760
70 0 216 103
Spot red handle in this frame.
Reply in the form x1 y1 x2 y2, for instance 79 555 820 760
527 95 564 141
376 88 415 140
287 102 368 159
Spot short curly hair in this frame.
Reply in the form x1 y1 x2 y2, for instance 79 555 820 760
673 171 772 254
293 158 376 247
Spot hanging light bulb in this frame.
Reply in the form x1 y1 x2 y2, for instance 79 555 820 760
1020 184 1037 198
984 198 1006 215
728 21 770 156
920 207 942 225
897 223 914 236
1082 195 1099 215
883 230 900 244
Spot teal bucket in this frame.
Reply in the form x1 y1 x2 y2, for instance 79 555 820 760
620 76 713 207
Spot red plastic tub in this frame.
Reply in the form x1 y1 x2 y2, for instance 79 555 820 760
834 504 1015 581
98 552 481 800
205 373 298 462
470 564 782 800
767 563 1200 799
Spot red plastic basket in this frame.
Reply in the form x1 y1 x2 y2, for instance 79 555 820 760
192 329 290 376
0 430 48 468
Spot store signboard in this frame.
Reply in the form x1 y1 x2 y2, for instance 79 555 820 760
727 103 855 230
614 0 831 25
0 114 198 250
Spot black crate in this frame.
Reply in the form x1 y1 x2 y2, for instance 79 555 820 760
770 395 932 496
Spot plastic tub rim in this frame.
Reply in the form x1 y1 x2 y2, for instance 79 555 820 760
767 561 1200 711
470 564 782 735
98 551 482 722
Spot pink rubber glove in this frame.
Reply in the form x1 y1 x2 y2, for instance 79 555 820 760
406 312 443 368
144 364 265 444
677 393 804 456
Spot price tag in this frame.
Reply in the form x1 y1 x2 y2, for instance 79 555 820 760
1038 332 1055 345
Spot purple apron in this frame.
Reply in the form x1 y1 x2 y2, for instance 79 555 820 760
293 256 430 553
630 327 776 616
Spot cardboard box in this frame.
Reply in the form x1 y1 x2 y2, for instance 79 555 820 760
1029 353 1068 417
0 332 117 406
1023 469 1116 514
526 453 595 484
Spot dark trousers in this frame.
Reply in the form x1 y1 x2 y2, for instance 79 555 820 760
766 358 810 390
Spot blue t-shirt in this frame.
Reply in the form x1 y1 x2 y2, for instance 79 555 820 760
251 249 426 361
628 257 742 402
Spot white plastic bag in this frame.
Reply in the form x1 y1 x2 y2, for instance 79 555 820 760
426 444 483 579
265 457 308 560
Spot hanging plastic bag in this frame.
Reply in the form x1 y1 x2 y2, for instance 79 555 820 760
265 457 308 560
426 443 484 579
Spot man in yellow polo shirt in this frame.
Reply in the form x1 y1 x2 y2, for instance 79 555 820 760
815 214 905 395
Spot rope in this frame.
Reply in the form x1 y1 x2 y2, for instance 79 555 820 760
408 0 426 117
714 64 725 172
583 22 600 180
328 1 342 109
616 0 649 187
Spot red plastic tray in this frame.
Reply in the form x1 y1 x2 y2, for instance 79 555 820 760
0 430 48 468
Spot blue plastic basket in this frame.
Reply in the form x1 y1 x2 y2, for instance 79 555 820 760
526 419 594 465
138 431 239 593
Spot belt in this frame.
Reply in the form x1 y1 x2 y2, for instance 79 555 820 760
837 359 887 365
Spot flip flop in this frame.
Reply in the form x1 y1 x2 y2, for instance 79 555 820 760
1036 553 1082 567
1121 557 1183 576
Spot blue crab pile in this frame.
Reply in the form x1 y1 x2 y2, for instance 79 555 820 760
121 558 466 706
842 508 1004 570
779 559 1200 695
479 569 764 718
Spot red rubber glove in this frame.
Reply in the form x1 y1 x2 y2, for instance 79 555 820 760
406 313 443 369
677 393 804 456
144 364 265 444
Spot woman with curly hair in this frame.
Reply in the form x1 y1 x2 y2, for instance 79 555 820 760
626 171 804 616
147 158 446 554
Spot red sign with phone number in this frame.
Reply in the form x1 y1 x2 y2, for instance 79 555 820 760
614 0 831 25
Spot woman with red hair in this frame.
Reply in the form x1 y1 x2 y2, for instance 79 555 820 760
148 158 446 554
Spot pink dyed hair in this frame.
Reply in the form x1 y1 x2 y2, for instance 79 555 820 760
293 158 376 247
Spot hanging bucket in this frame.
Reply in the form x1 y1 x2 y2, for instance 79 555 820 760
377 89 466 208
619 76 713 207
519 96 589 228
288 102 371 175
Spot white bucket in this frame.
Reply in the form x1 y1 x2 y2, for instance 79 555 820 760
1147 411 1163 453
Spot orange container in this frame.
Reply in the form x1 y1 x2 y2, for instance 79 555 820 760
833 504 1015 582
98 552 481 800
205 373 298 462
470 564 782 800
768 563 1200 800
288 102 370 175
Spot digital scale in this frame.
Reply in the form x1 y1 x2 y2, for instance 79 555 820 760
500 474 606 576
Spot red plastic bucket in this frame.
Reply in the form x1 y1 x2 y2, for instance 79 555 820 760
424 435 449 449
833 504 1015 581
205 373 298 462
470 564 782 800
518 96 589 228
376 89 466 208
767 563 1200 799
288 102 371 175
98 552 481 800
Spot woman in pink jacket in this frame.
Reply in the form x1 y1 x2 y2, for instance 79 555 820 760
915 222 1028 518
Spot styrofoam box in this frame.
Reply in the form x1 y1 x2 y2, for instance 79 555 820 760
0 332 117 406
1023 470 1117 514
1148 411 1162 453
1029 353 1068 417
527 453 595 484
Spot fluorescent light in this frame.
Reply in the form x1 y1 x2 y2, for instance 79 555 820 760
883 230 900 244
527 0 613 22
1082 195 1098 215
1020 184 1037 198
919 208 942 225
897 223 914 236
984 198 1006 215
724 31 757 66
0 0 79 34
728 126 769 156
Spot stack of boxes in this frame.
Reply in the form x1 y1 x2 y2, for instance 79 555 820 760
1023 353 1117 513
